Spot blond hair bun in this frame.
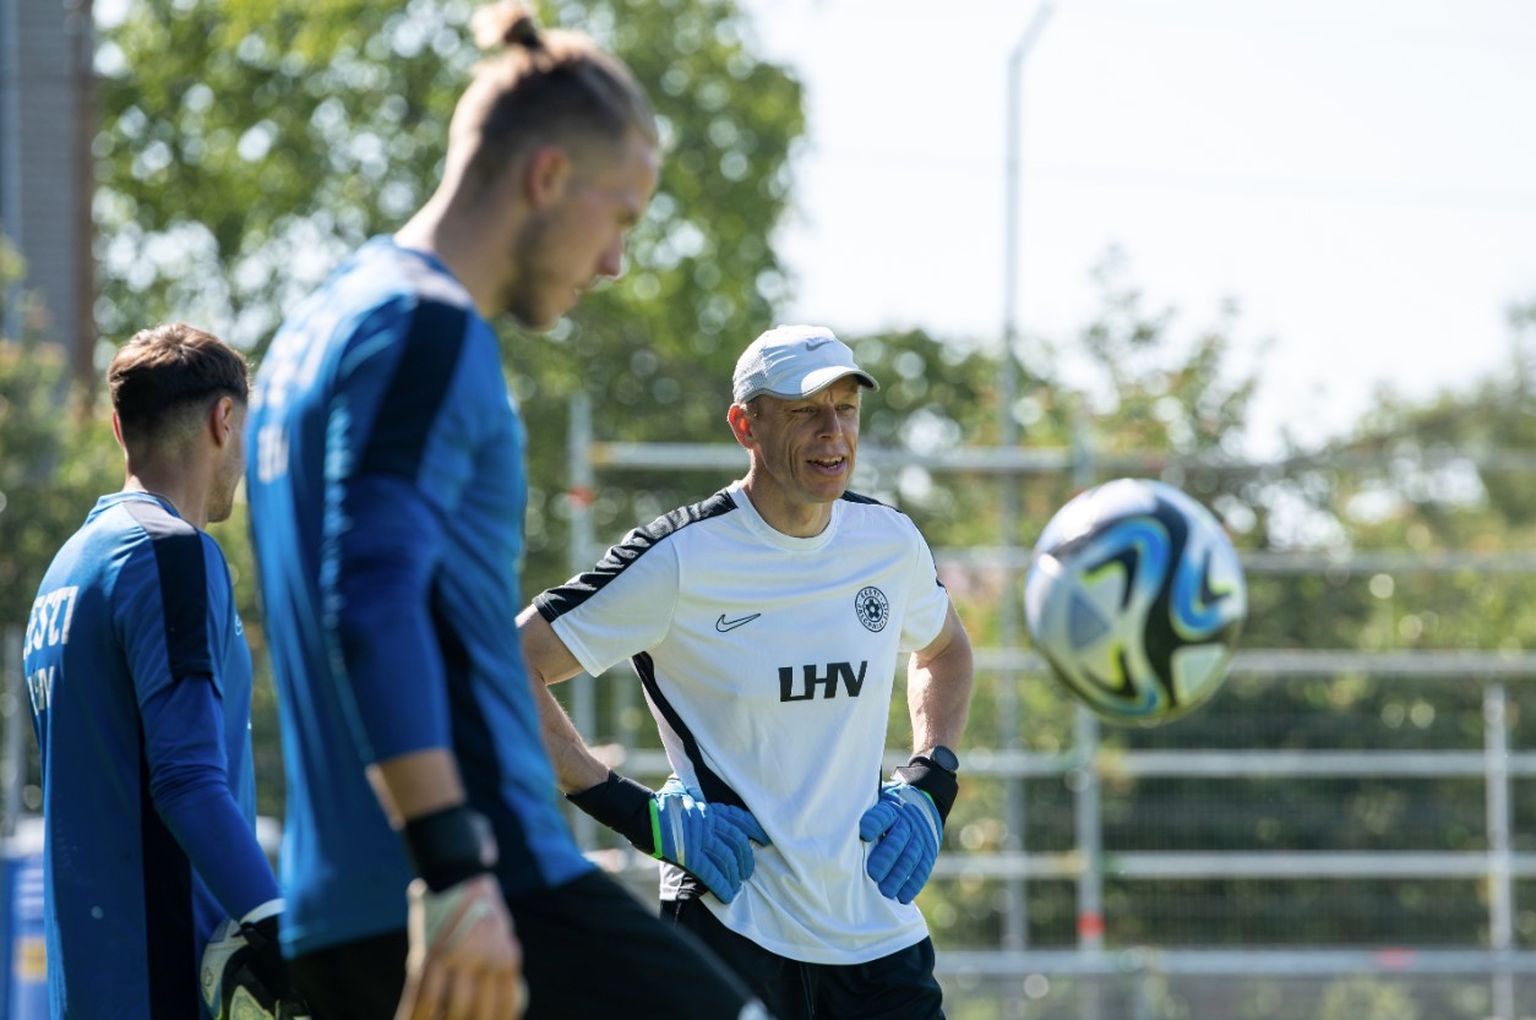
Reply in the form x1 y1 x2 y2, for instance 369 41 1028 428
472 2 542 50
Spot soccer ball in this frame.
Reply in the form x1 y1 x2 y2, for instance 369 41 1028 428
1023 478 1246 726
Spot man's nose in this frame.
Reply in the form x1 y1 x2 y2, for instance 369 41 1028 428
597 236 625 280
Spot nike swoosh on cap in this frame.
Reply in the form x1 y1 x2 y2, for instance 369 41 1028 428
804 339 835 351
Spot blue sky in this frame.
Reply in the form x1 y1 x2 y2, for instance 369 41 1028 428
741 0 1536 453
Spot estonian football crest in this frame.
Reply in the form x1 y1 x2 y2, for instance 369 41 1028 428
855 586 889 632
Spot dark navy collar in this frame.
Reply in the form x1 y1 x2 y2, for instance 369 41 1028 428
91 490 182 520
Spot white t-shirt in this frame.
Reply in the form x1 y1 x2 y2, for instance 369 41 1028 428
534 482 952 965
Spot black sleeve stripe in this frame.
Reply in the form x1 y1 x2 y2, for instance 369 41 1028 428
633 652 747 811
535 490 738 622
358 300 469 480
841 490 946 588
121 500 214 680
138 745 196 1018
431 585 543 889
839 489 888 507
842 488 920 524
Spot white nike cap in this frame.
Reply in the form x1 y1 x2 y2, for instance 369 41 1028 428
731 324 879 404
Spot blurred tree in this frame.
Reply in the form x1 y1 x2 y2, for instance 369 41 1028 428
0 239 121 632
1060 294 1536 952
900 251 1271 950
1318 976 1421 1020
95 0 805 593
0 238 122 823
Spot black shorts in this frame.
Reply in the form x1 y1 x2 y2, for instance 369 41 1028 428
662 898 944 1020
289 870 762 1019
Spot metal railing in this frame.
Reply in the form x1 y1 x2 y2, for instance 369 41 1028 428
565 399 1536 1018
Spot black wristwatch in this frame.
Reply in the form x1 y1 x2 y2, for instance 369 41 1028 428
917 745 959 774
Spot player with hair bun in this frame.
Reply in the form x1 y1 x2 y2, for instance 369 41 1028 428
246 5 763 1018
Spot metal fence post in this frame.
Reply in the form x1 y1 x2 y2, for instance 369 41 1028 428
1074 705 1105 1020
571 395 644 768
1484 681 1514 1020
1068 410 1106 1019
567 393 597 848
997 495 1029 965
2 625 25 839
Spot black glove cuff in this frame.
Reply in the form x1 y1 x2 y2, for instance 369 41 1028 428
402 805 498 892
239 915 293 997
896 756 959 824
565 770 656 853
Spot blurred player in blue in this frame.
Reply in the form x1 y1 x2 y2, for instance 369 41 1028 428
22 324 302 1019
245 4 764 1019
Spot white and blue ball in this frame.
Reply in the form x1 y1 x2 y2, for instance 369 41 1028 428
1024 478 1246 726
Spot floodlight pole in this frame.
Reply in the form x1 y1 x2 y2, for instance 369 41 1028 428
999 1 1056 958
1002 4 1056 441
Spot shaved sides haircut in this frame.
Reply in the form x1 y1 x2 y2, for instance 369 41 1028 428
108 323 248 449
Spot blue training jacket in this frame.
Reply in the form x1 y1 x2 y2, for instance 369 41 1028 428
245 236 591 957
24 492 271 1019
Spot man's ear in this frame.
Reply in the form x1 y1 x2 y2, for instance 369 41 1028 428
522 144 572 209
727 403 755 449
209 396 237 448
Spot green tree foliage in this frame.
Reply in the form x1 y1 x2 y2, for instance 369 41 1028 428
960 294 1536 960
0 240 122 819
95 0 805 594
96 0 478 345
0 343 120 625
509 0 805 590
0 241 121 630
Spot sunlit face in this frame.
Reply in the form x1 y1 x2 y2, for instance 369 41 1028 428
737 377 864 516
501 129 660 329
208 399 246 524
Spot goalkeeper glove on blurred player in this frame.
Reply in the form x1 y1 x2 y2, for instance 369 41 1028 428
397 805 525 1020
200 903 310 1020
568 772 770 902
859 752 959 904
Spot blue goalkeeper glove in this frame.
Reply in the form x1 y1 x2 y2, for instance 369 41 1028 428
858 754 959 904
200 904 310 1020
652 777 771 902
568 772 770 902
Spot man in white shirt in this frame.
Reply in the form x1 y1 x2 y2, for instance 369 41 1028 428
517 324 974 1019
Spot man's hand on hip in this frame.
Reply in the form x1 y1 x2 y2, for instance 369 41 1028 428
859 781 944 904
567 771 771 903
652 778 771 903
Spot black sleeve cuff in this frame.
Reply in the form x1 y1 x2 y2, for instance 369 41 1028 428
240 914 297 999
895 756 959 824
565 771 657 853
402 805 498 892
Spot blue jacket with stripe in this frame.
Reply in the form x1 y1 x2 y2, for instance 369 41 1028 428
24 492 275 1018
245 236 590 957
